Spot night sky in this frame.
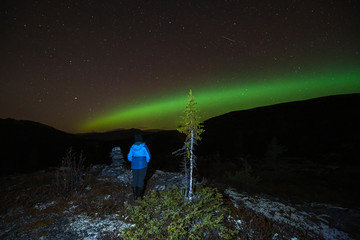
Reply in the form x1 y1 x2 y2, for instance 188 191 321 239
1 1 359 133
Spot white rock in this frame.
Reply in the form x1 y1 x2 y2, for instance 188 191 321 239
225 188 352 240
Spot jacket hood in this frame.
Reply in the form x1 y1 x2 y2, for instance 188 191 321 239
132 143 145 151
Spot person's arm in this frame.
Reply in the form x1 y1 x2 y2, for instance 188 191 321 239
144 145 151 162
127 147 133 162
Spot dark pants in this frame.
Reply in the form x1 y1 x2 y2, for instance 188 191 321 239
132 167 147 188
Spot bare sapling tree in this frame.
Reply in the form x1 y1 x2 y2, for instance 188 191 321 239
55 147 90 197
177 89 204 201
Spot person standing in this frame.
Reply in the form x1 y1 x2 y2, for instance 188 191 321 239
127 133 151 200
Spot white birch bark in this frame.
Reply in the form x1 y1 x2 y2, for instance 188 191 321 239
189 128 194 201
184 156 188 198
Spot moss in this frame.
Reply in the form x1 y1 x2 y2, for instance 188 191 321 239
70 181 127 218
122 186 237 239
20 218 55 233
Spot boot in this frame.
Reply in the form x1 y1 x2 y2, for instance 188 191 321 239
132 187 138 200
137 187 144 200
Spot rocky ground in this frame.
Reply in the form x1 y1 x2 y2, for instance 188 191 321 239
0 163 358 239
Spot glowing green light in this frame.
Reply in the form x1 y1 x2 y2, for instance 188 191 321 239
80 68 360 132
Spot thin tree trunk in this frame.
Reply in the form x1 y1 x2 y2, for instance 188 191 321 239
184 155 188 198
189 129 194 201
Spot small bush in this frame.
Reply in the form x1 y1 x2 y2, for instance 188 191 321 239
122 186 237 239
224 167 260 191
54 148 90 198
266 136 287 161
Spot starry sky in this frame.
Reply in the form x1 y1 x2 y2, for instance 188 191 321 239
1 1 359 133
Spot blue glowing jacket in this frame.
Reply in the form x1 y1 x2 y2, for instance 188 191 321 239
127 142 151 169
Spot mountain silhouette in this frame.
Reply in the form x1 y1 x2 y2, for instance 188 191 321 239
1 93 359 175
199 93 360 163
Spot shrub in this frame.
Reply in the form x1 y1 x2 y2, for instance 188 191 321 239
266 136 287 161
54 147 90 198
122 186 237 239
223 167 260 191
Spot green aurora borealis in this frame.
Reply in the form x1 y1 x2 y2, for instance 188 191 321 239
81 67 360 132
2 1 360 133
